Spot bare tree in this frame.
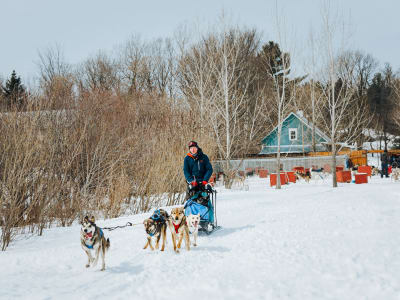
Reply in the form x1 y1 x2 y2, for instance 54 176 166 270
76 51 120 94
36 45 75 109
317 2 371 187
206 25 260 187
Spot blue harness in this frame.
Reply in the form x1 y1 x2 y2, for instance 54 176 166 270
148 210 165 237
85 228 103 249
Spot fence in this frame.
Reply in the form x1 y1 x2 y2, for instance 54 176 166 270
212 155 348 174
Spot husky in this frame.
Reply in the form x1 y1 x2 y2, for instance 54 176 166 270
294 170 311 183
186 213 200 246
169 207 190 253
80 216 110 271
391 167 400 181
371 166 380 176
143 209 169 251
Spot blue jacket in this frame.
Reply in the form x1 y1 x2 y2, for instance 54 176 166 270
183 149 213 183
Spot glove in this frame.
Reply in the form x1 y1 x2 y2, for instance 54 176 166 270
190 181 198 187
202 181 208 186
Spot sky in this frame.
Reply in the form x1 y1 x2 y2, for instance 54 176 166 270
1 0 399 85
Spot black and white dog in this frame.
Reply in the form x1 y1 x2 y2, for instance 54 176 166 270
80 216 110 271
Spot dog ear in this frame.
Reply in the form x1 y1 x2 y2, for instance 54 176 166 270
90 216 95 223
83 216 89 224
197 213 200 217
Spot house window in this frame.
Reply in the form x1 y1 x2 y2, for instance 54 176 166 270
289 128 297 141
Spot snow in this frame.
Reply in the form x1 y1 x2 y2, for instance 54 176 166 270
1 177 400 300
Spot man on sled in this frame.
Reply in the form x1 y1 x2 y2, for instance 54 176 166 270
183 141 217 234
183 140 213 196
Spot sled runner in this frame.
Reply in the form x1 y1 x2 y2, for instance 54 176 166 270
184 184 220 234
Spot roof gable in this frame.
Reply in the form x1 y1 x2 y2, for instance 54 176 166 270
261 112 330 144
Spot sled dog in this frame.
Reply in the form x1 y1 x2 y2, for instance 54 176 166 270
170 207 190 253
294 170 311 183
80 216 110 271
392 168 400 181
143 209 169 251
186 213 200 247
371 166 380 176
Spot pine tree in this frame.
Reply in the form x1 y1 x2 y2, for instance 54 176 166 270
367 68 397 150
2 70 26 109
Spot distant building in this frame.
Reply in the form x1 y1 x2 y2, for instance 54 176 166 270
259 111 331 155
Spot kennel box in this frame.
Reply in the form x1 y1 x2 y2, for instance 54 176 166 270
357 166 372 177
293 166 305 174
259 169 269 178
336 170 352 183
355 173 368 184
245 168 254 175
270 173 287 186
285 171 296 183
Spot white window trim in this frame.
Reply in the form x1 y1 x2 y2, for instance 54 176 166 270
289 128 297 141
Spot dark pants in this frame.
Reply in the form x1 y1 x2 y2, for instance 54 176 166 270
381 163 389 178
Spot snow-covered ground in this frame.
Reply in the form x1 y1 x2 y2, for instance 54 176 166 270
1 176 400 300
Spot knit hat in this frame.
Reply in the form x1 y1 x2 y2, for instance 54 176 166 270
188 141 198 149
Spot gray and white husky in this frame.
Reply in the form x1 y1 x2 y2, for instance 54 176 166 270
80 216 110 271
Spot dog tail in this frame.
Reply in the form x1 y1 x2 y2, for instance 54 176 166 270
106 238 110 250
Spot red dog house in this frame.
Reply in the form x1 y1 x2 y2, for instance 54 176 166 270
293 166 305 174
259 169 269 178
270 173 287 186
285 171 296 183
336 170 351 183
355 173 368 184
357 165 372 177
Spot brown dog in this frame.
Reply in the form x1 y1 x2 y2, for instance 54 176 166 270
169 207 190 253
143 209 169 251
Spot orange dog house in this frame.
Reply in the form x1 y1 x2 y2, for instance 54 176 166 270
355 173 368 184
357 166 371 177
270 173 287 186
259 169 269 178
336 170 351 183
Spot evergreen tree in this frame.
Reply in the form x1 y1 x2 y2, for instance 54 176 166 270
367 66 398 150
2 70 26 109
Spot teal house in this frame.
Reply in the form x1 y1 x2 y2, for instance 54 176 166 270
259 111 330 155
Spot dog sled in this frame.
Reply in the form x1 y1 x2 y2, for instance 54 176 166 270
184 183 219 234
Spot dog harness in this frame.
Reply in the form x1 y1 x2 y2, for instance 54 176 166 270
173 223 181 234
84 227 103 249
148 210 166 237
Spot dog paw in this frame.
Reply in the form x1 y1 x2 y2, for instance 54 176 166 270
193 243 197 247
100 268 105 271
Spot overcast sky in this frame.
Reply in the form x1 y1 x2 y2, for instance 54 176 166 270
1 0 399 84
